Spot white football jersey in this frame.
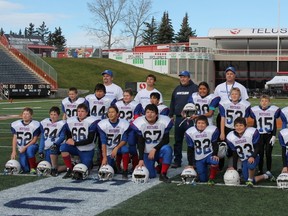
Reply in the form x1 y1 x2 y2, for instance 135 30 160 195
115 100 142 123
219 99 251 129
40 118 66 150
250 105 280 134
185 125 219 160
61 97 86 118
134 88 163 109
11 120 41 151
189 92 220 125
214 81 249 101
65 116 98 151
132 115 173 153
280 107 288 128
279 128 288 155
104 83 123 101
226 127 260 161
157 104 170 116
97 119 130 156
85 94 114 120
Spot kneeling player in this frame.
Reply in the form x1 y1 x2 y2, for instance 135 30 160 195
226 117 275 187
132 104 173 182
185 115 220 185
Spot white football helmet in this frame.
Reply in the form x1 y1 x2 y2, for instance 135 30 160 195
181 167 197 184
36 161 51 176
132 166 149 184
98 164 114 181
217 142 228 159
182 103 198 118
224 169 240 186
72 163 89 180
276 173 288 189
4 159 21 175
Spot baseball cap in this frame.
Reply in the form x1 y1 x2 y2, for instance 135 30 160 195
101 69 113 77
179 71 190 77
225 66 236 74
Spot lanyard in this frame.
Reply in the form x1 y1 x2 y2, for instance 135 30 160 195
225 82 235 100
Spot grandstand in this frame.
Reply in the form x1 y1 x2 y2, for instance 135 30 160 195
0 35 57 99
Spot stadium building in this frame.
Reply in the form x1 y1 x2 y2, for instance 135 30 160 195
110 28 288 94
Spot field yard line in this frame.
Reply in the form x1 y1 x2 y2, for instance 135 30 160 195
0 99 60 105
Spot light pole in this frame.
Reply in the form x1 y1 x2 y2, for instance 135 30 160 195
277 0 280 73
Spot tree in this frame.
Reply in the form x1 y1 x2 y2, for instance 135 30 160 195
18 29 22 36
51 27 66 51
0 28 4 36
37 21 50 41
142 16 158 45
156 11 174 44
26 23 37 37
122 0 152 48
87 0 127 49
175 13 196 42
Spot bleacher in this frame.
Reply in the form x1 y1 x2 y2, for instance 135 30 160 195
0 46 43 84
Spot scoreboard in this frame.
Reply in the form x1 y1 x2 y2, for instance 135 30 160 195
2 84 51 97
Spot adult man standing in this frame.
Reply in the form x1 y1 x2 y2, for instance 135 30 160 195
169 71 198 168
102 69 123 101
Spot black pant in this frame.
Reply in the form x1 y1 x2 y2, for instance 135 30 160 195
258 133 273 173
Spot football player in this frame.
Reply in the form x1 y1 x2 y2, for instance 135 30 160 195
61 87 87 120
278 127 288 173
226 117 275 187
250 94 280 176
185 115 220 185
187 81 220 125
60 103 98 179
98 105 130 179
10 107 41 174
39 106 66 177
131 104 173 182
115 88 143 170
150 92 170 116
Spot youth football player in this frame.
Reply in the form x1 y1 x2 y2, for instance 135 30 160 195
131 104 173 182
11 107 41 174
278 127 288 173
150 92 170 116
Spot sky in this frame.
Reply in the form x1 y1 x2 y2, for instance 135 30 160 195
0 0 287 48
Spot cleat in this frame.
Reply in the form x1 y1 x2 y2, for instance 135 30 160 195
122 170 128 180
51 168 59 177
30 168 37 175
155 164 162 174
62 168 72 179
171 163 181 169
159 174 171 183
207 179 215 186
265 171 276 182
246 181 254 188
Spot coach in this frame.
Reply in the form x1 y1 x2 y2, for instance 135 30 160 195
169 71 198 168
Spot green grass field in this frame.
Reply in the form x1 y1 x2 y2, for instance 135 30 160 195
1 58 288 215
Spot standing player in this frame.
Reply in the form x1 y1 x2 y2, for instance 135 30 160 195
98 105 130 179
60 103 98 179
250 94 280 176
10 107 41 174
185 115 220 185
102 69 123 101
39 106 66 176
226 117 275 187
134 74 163 110
132 104 174 182
278 127 288 173
150 92 170 116
187 81 220 125
115 88 143 170
280 106 288 129
61 87 87 120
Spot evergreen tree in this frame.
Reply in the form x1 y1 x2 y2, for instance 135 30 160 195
18 29 22 36
156 11 174 44
51 27 66 51
142 16 157 45
175 13 196 42
37 21 50 41
26 23 37 36
46 32 54 46
0 28 4 36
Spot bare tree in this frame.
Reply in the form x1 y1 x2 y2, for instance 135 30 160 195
87 0 127 49
122 0 153 48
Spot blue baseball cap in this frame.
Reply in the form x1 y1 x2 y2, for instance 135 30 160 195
101 69 113 77
225 66 236 74
179 71 190 77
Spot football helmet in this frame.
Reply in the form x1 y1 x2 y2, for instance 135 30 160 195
182 103 198 118
72 163 89 180
217 142 228 159
98 164 114 181
36 161 51 176
276 173 288 189
181 167 197 184
4 159 21 175
132 166 149 183
224 169 240 186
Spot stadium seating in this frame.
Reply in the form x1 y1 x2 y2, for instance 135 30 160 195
0 46 43 84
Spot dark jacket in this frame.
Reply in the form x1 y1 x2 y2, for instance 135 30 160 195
169 80 198 117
